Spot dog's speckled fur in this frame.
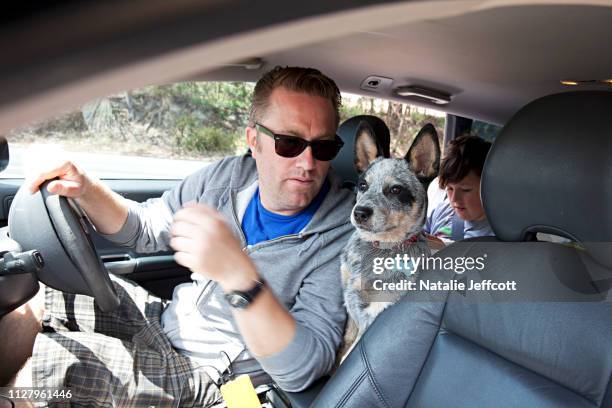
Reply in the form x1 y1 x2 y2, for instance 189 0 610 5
339 122 440 361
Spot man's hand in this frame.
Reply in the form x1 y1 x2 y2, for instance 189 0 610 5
28 160 128 235
170 202 296 358
29 160 92 198
170 203 259 291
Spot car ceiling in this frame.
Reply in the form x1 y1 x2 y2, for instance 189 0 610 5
1 0 611 133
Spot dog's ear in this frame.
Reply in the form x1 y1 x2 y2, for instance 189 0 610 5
355 121 384 173
405 123 441 186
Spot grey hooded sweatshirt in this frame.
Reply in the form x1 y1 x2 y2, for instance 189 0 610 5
104 154 355 392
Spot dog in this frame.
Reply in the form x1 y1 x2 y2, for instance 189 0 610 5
339 121 441 361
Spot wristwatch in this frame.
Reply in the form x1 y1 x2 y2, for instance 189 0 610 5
224 279 266 309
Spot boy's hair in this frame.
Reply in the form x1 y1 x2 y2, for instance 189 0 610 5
439 135 492 188
248 66 341 127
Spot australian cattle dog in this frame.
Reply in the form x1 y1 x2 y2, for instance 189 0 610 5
340 122 441 360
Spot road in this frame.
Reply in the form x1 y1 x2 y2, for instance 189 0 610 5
1 147 213 179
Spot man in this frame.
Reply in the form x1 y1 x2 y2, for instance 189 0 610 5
425 135 493 242
0 67 354 406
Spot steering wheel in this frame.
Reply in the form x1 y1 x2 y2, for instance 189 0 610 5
8 180 120 311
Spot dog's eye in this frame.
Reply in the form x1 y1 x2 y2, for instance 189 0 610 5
358 181 368 192
390 185 402 195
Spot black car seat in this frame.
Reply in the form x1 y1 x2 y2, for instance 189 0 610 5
308 91 612 407
331 115 391 189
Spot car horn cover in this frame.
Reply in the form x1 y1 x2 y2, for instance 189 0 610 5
8 182 120 311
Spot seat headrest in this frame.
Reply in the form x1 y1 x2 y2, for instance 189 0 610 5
482 91 612 265
332 115 391 188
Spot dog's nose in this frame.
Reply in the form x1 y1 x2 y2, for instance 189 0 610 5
353 206 373 222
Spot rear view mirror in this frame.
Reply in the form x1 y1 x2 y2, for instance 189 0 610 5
0 136 8 173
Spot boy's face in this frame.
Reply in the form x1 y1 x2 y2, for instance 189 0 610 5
446 170 485 222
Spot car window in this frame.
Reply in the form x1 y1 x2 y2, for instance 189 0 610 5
470 119 502 143
340 94 445 155
3 82 255 180
3 82 444 179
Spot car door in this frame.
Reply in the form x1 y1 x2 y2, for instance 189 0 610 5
90 179 192 300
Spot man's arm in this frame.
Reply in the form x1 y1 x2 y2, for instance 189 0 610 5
255 252 346 392
228 282 297 357
30 157 236 254
29 161 129 234
171 204 348 391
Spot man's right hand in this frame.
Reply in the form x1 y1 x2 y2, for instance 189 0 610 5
28 160 129 235
29 161 92 199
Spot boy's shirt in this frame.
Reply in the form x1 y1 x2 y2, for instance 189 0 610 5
424 198 494 242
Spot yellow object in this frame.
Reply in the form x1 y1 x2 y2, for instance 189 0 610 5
219 374 262 408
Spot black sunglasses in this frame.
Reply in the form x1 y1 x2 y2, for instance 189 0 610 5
255 123 344 161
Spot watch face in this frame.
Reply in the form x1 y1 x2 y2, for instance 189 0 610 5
224 279 264 309
227 294 249 309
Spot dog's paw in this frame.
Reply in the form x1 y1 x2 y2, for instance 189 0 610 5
362 302 393 329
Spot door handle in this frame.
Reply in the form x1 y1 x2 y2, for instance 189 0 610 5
101 254 136 275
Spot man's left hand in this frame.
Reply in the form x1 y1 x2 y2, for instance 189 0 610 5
170 203 259 291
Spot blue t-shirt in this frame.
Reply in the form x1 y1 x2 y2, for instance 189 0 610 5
242 181 330 246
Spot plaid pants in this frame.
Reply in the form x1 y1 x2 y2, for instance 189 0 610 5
31 275 222 407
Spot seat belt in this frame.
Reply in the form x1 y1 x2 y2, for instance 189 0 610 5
451 213 465 242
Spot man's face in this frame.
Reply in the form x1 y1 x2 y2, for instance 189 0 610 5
246 87 337 216
445 170 486 222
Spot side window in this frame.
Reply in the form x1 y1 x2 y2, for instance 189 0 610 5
471 119 502 143
4 82 255 180
340 94 445 155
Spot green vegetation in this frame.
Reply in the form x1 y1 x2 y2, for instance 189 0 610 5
175 117 237 155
